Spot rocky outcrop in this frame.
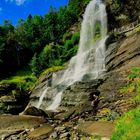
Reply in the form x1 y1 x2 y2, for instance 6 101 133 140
60 79 102 109
106 33 140 71
97 33 140 117
0 83 30 114
0 115 48 140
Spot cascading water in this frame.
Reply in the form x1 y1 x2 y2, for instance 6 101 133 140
37 0 107 111
37 87 49 108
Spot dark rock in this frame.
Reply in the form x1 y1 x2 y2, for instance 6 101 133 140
22 106 49 117
0 83 16 96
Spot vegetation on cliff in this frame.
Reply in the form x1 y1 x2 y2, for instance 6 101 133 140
112 68 140 140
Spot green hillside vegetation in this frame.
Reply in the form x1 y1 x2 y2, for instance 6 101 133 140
0 0 89 79
0 68 37 93
112 68 140 140
112 106 140 140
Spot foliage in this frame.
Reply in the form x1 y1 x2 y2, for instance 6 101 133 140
30 53 40 76
30 32 79 75
119 67 140 103
111 106 140 140
0 69 37 92
126 25 140 36
0 0 86 78
62 32 79 62
40 65 65 76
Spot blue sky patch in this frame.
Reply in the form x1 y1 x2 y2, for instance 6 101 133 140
0 0 68 25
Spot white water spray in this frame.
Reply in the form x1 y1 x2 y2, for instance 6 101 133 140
38 0 107 111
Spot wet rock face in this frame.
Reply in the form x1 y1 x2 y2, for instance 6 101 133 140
106 33 140 71
97 33 140 116
60 80 102 109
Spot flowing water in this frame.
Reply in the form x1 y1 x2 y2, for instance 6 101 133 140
37 87 49 108
37 0 107 111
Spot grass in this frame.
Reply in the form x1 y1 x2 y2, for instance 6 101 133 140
0 65 66 94
111 106 140 140
112 67 140 140
119 67 140 100
0 68 37 92
40 65 65 76
126 25 140 36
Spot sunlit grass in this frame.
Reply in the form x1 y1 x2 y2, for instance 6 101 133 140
41 65 65 76
0 68 37 92
126 25 140 36
111 106 140 140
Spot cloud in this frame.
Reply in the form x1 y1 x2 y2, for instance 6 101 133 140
15 0 26 5
5 0 26 6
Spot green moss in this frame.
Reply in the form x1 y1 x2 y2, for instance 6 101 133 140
40 65 65 76
111 106 140 140
0 68 37 92
119 67 140 102
119 83 136 94
126 25 140 37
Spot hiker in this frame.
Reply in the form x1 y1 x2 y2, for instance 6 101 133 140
89 91 100 115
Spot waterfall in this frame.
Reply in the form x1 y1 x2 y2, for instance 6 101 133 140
38 0 107 111
37 87 48 108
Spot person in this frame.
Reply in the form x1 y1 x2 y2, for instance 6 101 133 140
89 91 100 115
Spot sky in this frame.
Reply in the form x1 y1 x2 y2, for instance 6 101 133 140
0 0 68 25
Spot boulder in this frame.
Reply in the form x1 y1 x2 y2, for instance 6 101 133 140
21 106 49 117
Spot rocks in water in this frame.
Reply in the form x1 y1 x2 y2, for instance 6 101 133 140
60 132 70 139
49 131 58 139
